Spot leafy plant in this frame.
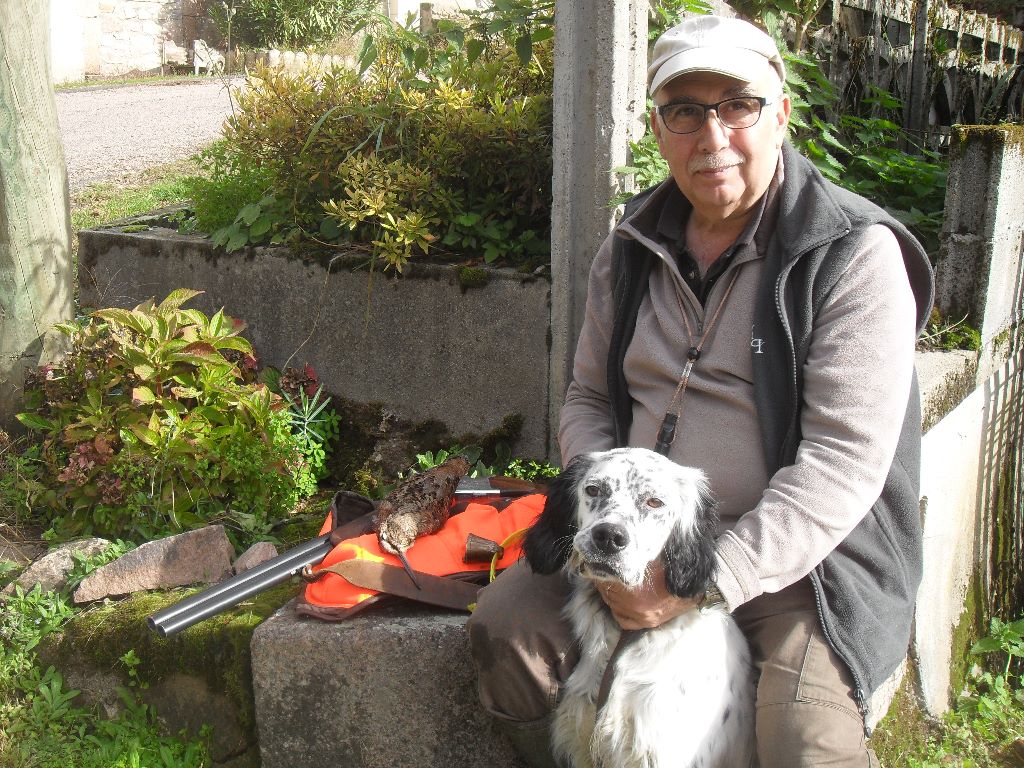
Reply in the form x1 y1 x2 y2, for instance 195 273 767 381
1 631 208 768
648 0 713 39
412 443 556 483
0 585 75 657
919 307 983 351
210 0 377 50
0 438 45 527
179 140 277 238
910 617 1024 766
504 456 559 482
0 559 19 586
283 386 340 485
184 9 553 271
16 290 320 545
65 539 135 593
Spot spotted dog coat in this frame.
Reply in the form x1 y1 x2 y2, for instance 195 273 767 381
524 448 756 768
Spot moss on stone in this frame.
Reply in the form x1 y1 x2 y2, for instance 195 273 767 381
920 353 978 432
457 266 491 291
407 418 451 452
990 433 1024 620
952 123 1024 151
476 413 525 460
948 569 989 698
40 581 298 738
868 660 935 765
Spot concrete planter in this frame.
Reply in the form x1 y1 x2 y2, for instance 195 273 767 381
78 225 552 459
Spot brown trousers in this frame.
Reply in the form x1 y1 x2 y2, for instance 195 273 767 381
467 561 879 768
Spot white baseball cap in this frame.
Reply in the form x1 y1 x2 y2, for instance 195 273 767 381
648 16 786 98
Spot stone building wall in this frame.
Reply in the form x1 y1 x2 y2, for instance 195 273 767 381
50 0 202 82
94 0 183 77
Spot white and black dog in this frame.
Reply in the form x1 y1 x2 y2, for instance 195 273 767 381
523 447 756 768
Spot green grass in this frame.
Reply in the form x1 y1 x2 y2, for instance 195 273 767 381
55 74 216 92
70 157 202 235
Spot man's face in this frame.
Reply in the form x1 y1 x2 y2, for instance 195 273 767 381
651 69 791 224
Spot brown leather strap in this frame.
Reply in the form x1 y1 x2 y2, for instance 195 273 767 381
596 629 645 713
328 511 376 546
317 560 482 611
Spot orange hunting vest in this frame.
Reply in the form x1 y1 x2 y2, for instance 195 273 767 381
296 494 544 620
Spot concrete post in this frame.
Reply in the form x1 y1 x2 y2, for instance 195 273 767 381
547 0 647 459
934 125 1024 383
906 0 931 141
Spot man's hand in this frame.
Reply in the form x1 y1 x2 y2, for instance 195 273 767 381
597 560 700 629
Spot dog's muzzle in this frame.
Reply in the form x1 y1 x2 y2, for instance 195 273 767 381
591 522 629 555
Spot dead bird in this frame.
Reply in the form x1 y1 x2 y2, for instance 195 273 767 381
374 456 471 588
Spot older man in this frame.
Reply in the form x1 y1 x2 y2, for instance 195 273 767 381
468 15 934 767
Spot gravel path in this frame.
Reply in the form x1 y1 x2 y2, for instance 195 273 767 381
56 78 243 192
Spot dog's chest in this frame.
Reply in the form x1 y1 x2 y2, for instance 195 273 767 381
559 593 755 768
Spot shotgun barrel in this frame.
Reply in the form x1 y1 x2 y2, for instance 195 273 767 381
147 533 332 637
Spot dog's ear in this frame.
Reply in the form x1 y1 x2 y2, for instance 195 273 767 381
662 496 718 598
522 454 592 574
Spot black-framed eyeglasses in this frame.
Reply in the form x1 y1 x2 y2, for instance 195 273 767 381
657 96 779 135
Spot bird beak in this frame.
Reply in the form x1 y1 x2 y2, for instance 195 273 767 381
395 550 423 590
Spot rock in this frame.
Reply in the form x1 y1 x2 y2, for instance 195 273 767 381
0 527 46 568
2 538 111 596
252 600 526 768
233 541 279 574
72 526 234 603
147 673 250 762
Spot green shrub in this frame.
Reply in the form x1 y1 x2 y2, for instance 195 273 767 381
784 56 948 256
0 580 208 767
16 290 327 546
210 0 377 50
184 24 553 271
180 140 275 236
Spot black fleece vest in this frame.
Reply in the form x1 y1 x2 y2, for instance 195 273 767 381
606 142 935 715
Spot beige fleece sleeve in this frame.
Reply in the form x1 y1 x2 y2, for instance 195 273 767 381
714 224 919 610
557 234 619 463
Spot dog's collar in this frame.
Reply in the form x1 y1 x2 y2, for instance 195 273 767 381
698 583 728 614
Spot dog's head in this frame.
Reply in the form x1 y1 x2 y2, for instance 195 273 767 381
523 448 716 598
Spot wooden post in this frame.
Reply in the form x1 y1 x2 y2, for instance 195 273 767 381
0 0 73 432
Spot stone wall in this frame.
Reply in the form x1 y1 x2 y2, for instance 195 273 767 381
912 125 1024 716
95 0 183 76
77 228 553 461
50 0 198 82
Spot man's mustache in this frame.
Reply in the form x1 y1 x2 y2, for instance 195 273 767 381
689 153 744 172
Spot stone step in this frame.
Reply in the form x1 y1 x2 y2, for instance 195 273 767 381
251 599 527 768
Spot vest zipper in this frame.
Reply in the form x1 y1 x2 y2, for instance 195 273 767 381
810 571 871 733
778 256 870 734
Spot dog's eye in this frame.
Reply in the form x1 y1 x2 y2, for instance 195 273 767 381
584 484 600 497
645 497 664 509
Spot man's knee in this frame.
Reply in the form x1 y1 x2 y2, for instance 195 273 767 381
748 605 874 767
756 700 875 767
466 562 576 723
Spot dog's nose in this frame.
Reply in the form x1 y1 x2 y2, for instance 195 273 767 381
592 523 629 554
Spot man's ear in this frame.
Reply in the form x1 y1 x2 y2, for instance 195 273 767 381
522 454 592 574
774 93 792 147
